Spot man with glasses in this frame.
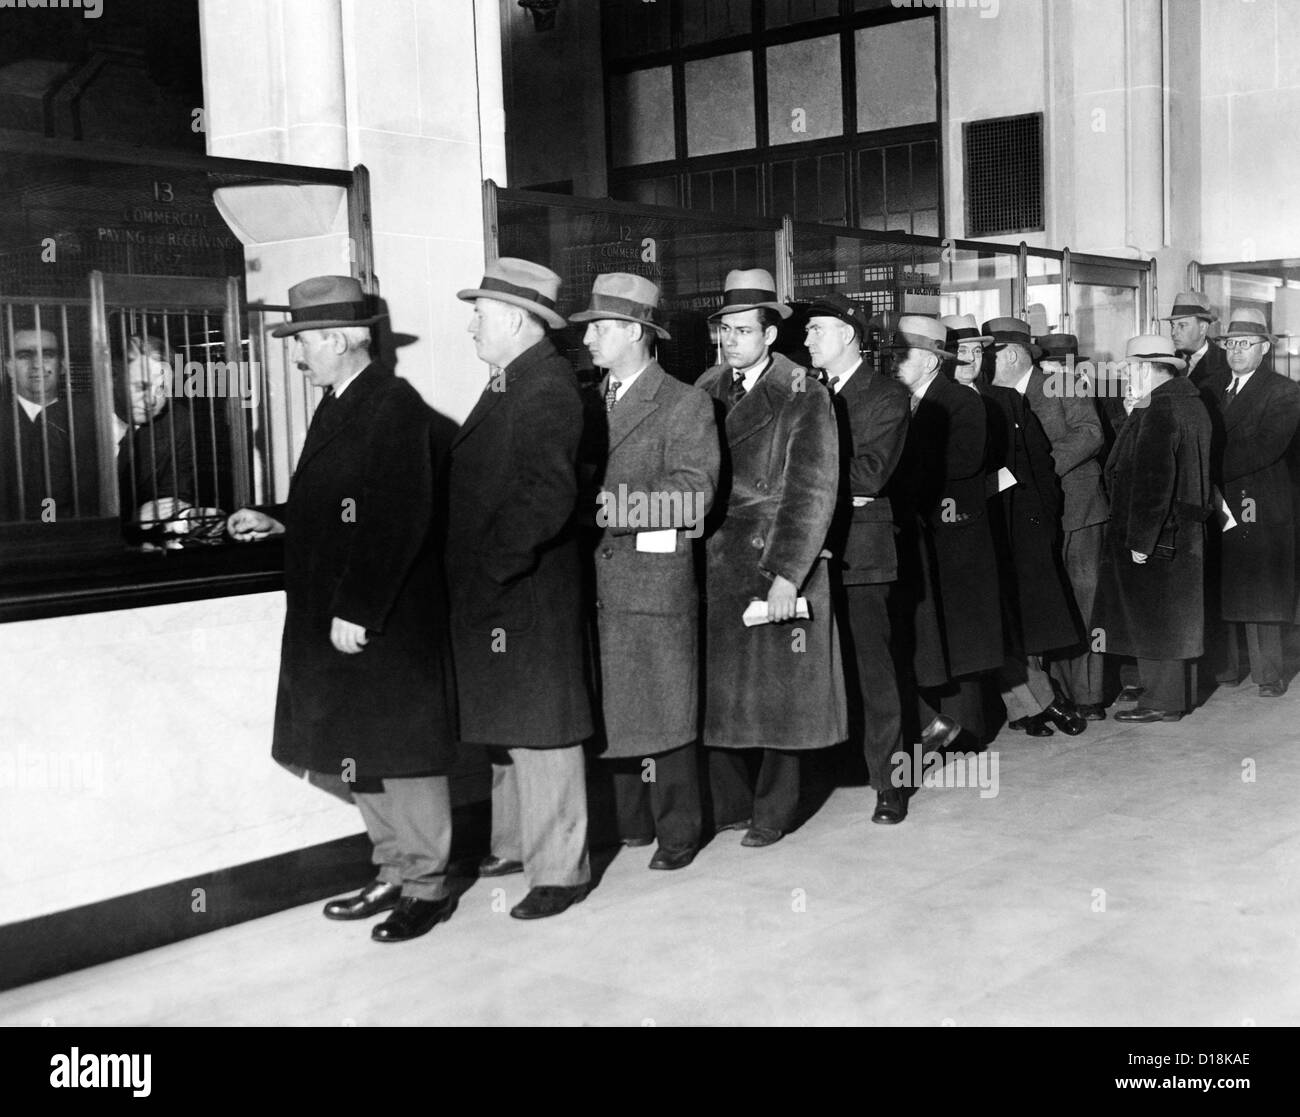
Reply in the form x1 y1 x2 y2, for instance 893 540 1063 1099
1214 308 1300 697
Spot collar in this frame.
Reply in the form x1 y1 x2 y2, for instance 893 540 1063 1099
16 394 47 420
733 354 772 393
1014 368 1033 396
609 362 650 401
332 366 366 400
911 370 939 402
1187 340 1210 368
1230 369 1258 391
826 358 862 393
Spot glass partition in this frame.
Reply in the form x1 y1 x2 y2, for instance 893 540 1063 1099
1025 249 1064 337
1199 265 1298 382
938 244 1020 327
1069 257 1144 367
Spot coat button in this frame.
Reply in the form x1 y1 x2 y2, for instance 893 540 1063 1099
602 547 614 559
755 479 767 491
595 599 604 609
751 537 764 549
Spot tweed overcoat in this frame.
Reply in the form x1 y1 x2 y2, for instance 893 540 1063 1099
445 337 594 749
1024 366 1109 532
271 364 458 781
696 353 846 751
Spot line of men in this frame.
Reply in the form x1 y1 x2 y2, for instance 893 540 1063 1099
228 267 1299 944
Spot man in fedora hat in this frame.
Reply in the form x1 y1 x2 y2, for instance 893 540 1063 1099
1093 336 1213 722
570 273 720 870
1214 308 1300 697
1163 291 1229 391
992 318 1110 723
940 314 993 389
804 293 911 823
890 315 1003 752
447 257 595 920
696 268 844 847
227 275 459 943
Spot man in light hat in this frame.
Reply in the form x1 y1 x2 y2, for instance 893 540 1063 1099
805 293 911 823
1094 335 1213 722
1163 291 1230 390
447 257 595 919
696 268 843 847
570 273 720 870
227 275 459 942
1214 308 1300 697
940 314 993 389
992 318 1109 723
890 315 1003 752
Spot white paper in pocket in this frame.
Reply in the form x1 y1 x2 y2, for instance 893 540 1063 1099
636 528 677 553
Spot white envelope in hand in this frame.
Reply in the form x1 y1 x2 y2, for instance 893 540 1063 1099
636 528 677 553
742 597 811 627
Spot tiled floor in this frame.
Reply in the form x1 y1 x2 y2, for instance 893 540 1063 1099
2 681 1297 1026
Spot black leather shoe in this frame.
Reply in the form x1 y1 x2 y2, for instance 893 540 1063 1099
323 880 401 921
621 836 654 848
1008 714 1053 737
648 846 697 870
714 817 752 834
1259 682 1287 698
510 885 588 920
1042 701 1087 736
1114 707 1183 722
478 855 524 877
871 789 907 825
371 895 455 942
1215 673 1248 687
1117 685 1145 703
740 825 784 847
1077 703 1107 721
921 714 961 750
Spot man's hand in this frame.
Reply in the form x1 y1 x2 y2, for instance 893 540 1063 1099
226 508 285 542
331 617 369 654
1131 550 1148 564
767 574 798 623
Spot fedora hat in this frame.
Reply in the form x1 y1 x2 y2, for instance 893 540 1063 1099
457 257 566 330
982 317 1042 358
886 315 969 364
270 275 384 337
940 314 993 346
1120 334 1187 372
1161 291 1215 322
800 292 870 339
568 272 670 340
1217 306 1273 340
709 268 792 321
1036 333 1089 365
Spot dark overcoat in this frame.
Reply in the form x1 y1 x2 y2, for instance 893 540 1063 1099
896 371 1004 685
118 398 198 518
587 362 720 757
445 337 594 749
271 364 458 782
1212 368 1300 622
1093 377 1213 660
696 353 846 751
0 389 101 521
825 365 910 586
982 384 1080 656
1024 366 1109 532
1188 341 1231 392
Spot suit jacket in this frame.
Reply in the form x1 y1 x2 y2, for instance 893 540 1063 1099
585 361 720 756
1025 366 1109 531
825 364 910 586
696 352 846 750
0 389 102 522
1187 340 1231 392
896 372 1003 684
445 337 594 748
1093 377 1212 660
1214 367 1300 621
270 364 458 781
117 399 199 520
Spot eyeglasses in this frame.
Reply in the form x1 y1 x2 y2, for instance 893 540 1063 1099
1221 338 1263 351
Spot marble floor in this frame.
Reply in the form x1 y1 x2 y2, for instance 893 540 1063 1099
2 680 1297 1027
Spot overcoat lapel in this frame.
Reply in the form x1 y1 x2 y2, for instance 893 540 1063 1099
293 365 381 478
606 363 664 452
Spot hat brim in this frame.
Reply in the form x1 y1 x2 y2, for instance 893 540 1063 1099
1160 313 1214 322
271 314 385 338
988 340 1043 359
884 339 970 365
708 300 793 322
568 308 671 340
457 288 567 330
1120 355 1187 372
1038 353 1090 366
951 334 994 345
1215 330 1274 341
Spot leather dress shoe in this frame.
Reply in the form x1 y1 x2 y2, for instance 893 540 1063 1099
1008 714 1053 737
1259 682 1287 698
1114 707 1183 723
1215 673 1248 688
648 845 697 870
1117 685 1145 703
371 895 455 942
323 879 401 921
715 817 752 834
621 836 654 848
478 855 524 877
1042 701 1087 736
1076 703 1107 721
871 788 907 825
510 884 588 920
740 825 784 848
921 714 962 751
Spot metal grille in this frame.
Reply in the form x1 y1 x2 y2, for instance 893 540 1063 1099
963 113 1044 238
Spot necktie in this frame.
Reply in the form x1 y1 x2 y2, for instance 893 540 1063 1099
605 378 621 413
1225 378 1239 406
728 372 747 408
910 393 921 415
827 375 841 393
